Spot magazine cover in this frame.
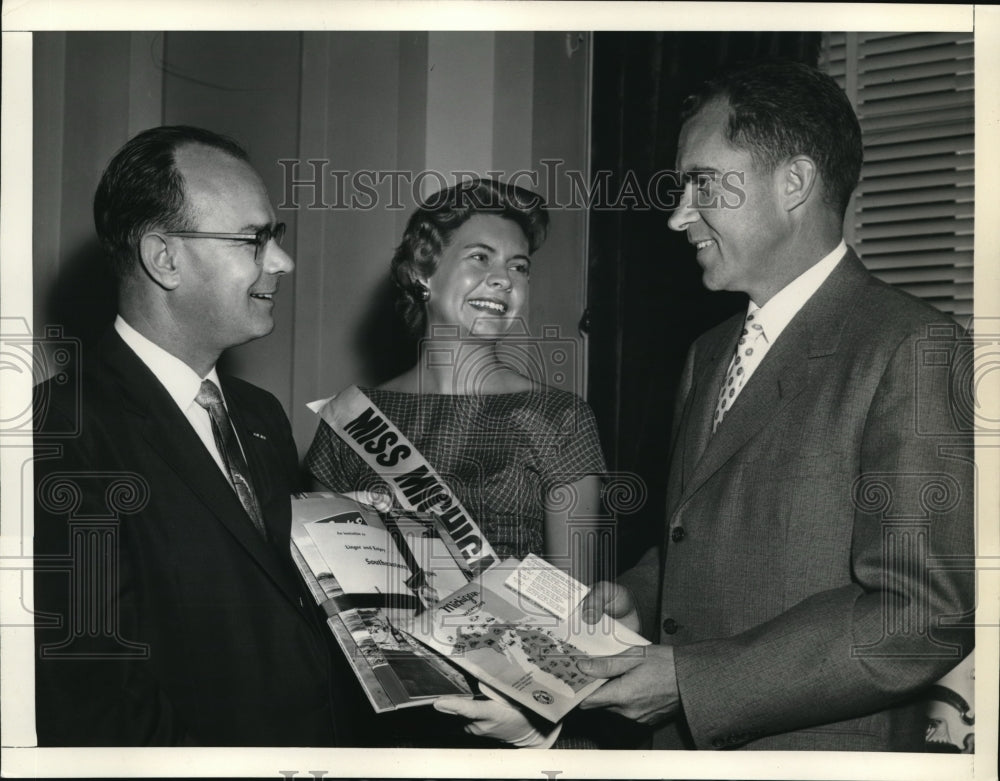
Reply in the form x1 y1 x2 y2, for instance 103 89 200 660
404 555 650 722
290 493 474 711
338 607 472 708
294 492 413 601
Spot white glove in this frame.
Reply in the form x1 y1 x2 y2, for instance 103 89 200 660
339 489 393 513
433 684 562 748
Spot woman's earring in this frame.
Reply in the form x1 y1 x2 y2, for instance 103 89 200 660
416 283 430 302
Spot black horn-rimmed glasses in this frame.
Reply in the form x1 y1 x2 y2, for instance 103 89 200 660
163 222 286 264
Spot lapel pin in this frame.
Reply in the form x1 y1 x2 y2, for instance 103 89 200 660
250 431 268 441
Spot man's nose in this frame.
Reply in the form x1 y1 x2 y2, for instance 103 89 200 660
262 240 295 274
668 181 698 232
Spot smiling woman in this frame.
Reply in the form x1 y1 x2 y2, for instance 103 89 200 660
303 179 613 747
389 178 548 345
307 178 606 568
423 214 532 340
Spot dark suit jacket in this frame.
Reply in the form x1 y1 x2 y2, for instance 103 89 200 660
624 250 975 751
33 330 348 746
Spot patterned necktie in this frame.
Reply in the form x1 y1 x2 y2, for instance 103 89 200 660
195 379 267 539
712 309 767 433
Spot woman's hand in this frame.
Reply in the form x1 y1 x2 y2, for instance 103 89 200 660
433 684 561 748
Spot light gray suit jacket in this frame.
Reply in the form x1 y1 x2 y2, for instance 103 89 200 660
625 249 975 751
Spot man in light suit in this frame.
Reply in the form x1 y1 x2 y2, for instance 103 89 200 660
578 61 974 751
33 126 353 745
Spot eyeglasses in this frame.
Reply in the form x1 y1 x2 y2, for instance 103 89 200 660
163 223 286 263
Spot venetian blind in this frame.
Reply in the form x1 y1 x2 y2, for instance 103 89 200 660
820 32 974 318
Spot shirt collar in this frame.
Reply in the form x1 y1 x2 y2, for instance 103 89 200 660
114 315 224 411
749 240 847 343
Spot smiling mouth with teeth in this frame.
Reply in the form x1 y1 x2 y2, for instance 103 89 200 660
467 299 508 314
694 239 716 250
250 292 275 301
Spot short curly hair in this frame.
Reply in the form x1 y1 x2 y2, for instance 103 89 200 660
391 178 549 336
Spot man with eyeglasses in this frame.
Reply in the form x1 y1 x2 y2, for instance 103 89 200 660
33 126 353 746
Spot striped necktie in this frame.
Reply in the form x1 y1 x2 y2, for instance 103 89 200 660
195 379 267 539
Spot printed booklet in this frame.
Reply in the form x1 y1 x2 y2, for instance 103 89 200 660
291 493 648 722
290 492 474 712
301 386 646 721
401 554 649 723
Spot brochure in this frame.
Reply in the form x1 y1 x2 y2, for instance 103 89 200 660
290 492 474 712
402 554 650 722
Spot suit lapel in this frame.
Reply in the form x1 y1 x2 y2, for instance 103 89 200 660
680 249 867 504
681 317 741 485
101 332 302 606
689 322 811 492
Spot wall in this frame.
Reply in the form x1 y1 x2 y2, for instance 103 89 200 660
161 32 303 413
32 31 592 457
289 31 591 452
33 33 164 354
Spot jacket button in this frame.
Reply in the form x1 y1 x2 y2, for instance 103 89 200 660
671 526 686 543
662 618 680 634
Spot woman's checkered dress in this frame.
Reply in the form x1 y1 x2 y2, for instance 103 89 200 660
305 386 607 561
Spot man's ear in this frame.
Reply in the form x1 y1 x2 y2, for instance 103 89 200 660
139 233 181 290
780 155 818 212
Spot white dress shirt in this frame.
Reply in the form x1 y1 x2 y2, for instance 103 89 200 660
733 240 847 396
114 315 232 479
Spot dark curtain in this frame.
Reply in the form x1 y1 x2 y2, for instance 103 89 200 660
588 32 821 570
